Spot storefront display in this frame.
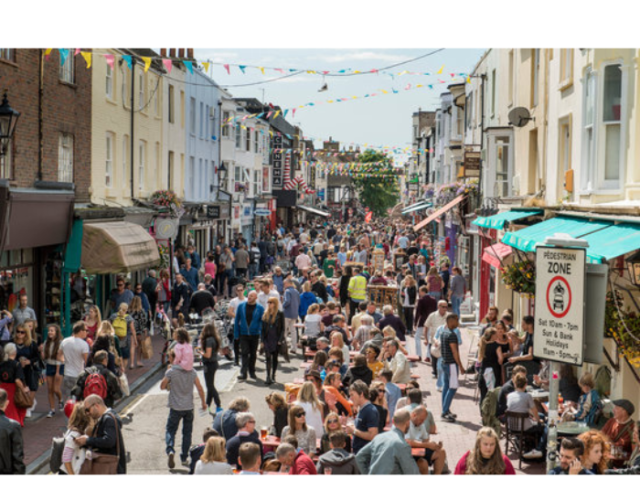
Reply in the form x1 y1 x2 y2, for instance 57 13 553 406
0 248 34 314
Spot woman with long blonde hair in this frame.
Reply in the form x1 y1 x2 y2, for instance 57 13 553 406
261 297 284 385
295 381 324 436
426 266 443 300
43 323 64 418
13 324 40 415
454 427 515 474
129 295 147 368
82 305 102 343
194 436 233 475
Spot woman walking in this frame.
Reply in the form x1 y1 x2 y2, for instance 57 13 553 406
14 325 40 417
156 269 172 314
0 343 28 426
198 323 223 414
219 246 235 299
402 275 417 335
43 323 64 418
129 296 148 368
58 401 92 474
110 303 137 370
426 267 443 300
261 297 284 385
82 305 102 344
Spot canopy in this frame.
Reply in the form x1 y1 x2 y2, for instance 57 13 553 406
402 201 432 215
473 209 542 230
482 242 513 268
81 221 160 274
501 216 612 253
413 195 465 232
582 222 640 263
297 205 330 217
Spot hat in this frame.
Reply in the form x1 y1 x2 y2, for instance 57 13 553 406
305 370 322 381
613 399 635 416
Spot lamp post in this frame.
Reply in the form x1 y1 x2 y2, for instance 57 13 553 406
0 91 21 158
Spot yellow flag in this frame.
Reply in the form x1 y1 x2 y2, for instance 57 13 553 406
274 110 281 119
437 65 444 74
203 62 210 72
417 84 423 88
143 57 152 72
80 51 92 68
269 131 274 137
327 100 334 103
354 70 361 74
44 48 53 57
381 89 389 94
259 67 265 74
467 75 471 83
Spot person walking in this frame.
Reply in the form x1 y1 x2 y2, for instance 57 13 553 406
414 286 437 361
71 350 123 408
43 323 65 417
448 266 467 317
60 321 90 400
234 245 250 280
160 348 208 469
11 294 37 332
58 401 92 475
282 278 300 355
0 387 25 474
233 291 265 381
128 296 147 368
440 313 465 423
13 324 41 417
142 269 158 317
197 323 223 415
261 297 284 385
171 273 192 320
424 300 448 378
425 267 444 301
347 267 368 324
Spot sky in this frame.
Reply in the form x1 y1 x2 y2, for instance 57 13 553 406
194 48 484 164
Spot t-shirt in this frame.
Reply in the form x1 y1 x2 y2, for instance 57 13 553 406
229 297 244 316
165 366 198 411
353 402 379 453
522 332 540 363
60 337 90 377
450 275 466 297
441 329 459 365
203 336 219 364
506 390 537 430
406 408 435 442
304 314 322 337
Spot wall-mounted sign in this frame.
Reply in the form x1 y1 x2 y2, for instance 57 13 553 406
272 134 283 189
262 166 271 193
206 205 221 219
464 151 481 177
255 208 271 217
155 218 179 240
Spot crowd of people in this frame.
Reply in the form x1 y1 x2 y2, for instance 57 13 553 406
0 218 639 475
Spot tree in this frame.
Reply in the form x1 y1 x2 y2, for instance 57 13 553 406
351 150 400 217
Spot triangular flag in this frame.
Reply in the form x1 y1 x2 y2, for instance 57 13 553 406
80 52 92 69
143 57 152 72
202 62 210 72
44 48 53 59
273 110 281 119
467 75 471 84
162 58 173 74
59 49 69 66
292 108 296 117
74 48 81 56
223 64 230 74
104 54 115 70
259 67 265 74
283 109 289 118
437 65 444 74
123 55 132 69
276 68 284 74
266 111 273 119
184 61 193 74
239 65 246 74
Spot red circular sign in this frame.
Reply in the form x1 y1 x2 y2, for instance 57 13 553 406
546 275 572 318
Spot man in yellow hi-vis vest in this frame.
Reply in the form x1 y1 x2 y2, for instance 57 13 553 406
347 266 368 324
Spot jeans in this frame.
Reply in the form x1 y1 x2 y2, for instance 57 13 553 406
285 317 298 348
203 362 221 408
249 264 258 280
239 335 260 375
436 357 445 389
236 268 247 279
429 291 441 301
414 326 423 358
451 295 464 317
165 408 194 461
441 363 459 415
403 307 414 334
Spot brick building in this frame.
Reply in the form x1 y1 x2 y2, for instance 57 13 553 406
0 48 91 331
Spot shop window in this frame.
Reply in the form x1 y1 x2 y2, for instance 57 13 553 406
0 249 35 315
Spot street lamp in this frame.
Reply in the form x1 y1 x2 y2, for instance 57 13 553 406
625 250 640 287
218 162 228 186
0 91 21 157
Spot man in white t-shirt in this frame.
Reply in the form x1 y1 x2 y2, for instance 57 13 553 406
257 279 282 311
60 321 89 400
423 301 448 379
227 284 246 367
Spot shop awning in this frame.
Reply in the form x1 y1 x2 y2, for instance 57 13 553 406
81 221 160 274
402 201 432 215
413 195 465 232
482 242 513 268
297 205 330 218
582 222 640 263
473 209 543 230
502 216 612 253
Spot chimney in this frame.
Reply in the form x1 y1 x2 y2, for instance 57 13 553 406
178 48 185 58
160 48 167 57
169 48 176 57
187 48 194 59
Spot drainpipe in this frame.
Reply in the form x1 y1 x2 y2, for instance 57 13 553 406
478 74 487 200
130 57 136 199
38 49 44 181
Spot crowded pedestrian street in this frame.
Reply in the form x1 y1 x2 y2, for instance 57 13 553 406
1 28 640 478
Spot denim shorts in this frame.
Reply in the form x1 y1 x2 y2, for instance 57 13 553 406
120 345 131 360
46 364 64 377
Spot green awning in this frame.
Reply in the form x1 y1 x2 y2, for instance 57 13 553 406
63 218 83 272
402 201 432 214
582 223 640 263
472 209 542 230
502 216 612 252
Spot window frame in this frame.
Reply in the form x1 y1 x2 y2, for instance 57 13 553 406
598 61 626 191
59 52 75 84
138 140 146 192
559 49 574 90
121 66 129 107
508 49 515 107
122 135 129 186
189 97 196 136
580 68 597 193
106 63 114 100
491 68 497 118
138 69 145 110
58 133 74 183
168 84 175 124
222 111 231 138
531 48 540 108
105 132 114 187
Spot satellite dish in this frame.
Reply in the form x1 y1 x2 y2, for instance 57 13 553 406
508 107 533 127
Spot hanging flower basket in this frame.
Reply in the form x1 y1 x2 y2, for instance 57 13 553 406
604 290 640 368
149 190 183 217
500 259 536 297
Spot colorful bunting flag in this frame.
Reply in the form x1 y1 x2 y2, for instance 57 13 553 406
162 58 172 74
59 49 69 66
80 52 92 69
223 64 230 74
104 54 115 70
123 55 132 69
143 57 152 72
184 61 193 74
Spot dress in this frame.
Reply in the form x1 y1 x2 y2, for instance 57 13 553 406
296 400 324 436
0 360 27 426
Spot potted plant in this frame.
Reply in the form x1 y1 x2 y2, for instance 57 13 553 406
500 259 536 297
604 290 640 369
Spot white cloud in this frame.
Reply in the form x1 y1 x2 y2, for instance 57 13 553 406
319 51 412 63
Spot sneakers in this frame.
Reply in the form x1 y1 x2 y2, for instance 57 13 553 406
47 410 56 418
523 449 543 459
167 452 175 469
447 411 458 419
181 459 190 467
58 401 64 411
436 386 443 392
216 407 224 414
441 412 456 423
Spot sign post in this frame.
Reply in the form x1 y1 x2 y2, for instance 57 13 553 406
535 239 587 472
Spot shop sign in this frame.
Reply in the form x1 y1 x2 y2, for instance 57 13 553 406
534 246 586 366
262 166 272 193
234 206 241 219
255 208 271 216
272 134 284 189
464 151 481 177
155 217 179 240
206 205 221 219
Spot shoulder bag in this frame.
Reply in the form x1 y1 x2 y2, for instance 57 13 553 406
14 383 34 409
79 413 121 475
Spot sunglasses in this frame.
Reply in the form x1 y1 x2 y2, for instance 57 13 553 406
247 420 256 424
16 331 25 335
327 419 339 424
295 412 306 418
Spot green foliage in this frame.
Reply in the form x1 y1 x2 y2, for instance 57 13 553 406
350 150 400 217
499 259 536 297
605 290 640 368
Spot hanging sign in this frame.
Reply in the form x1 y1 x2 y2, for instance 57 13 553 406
534 246 586 366
272 134 284 189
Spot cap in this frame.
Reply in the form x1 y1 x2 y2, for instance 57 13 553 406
613 399 635 416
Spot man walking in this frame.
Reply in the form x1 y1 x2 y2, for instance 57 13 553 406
160 348 207 469
347 267 367 324
424 300 448 379
11 294 36 332
234 291 265 381
190 284 216 317
414 286 437 361
171 273 192 320
282 278 300 354
440 313 465 423
60 321 89 400
0 388 25 474
180 258 199 292
71 350 122 407
234 244 250 280
448 267 467 317
142 269 158 318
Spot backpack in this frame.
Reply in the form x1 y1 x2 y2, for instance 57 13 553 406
481 387 502 437
49 431 68 473
84 371 108 400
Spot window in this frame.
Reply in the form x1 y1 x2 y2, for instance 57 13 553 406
0 49 14 61
205 105 209 140
235 166 242 185
138 70 145 109
155 142 161 186
199 102 204 138
168 151 174 190
455 108 463 138
121 66 129 107
491 69 496 117
0 141 11 179
508 49 514 106
154 77 161 117
560 49 574 86
254 130 259 152
210 107 216 139
168 85 175 123
581 69 597 191
254 169 261 196
559 119 572 173
245 127 251 151
106 64 113 100
531 49 540 107
138 140 146 191
235 123 241 148
105 133 114 187
190 97 196 135
59 53 74 83
190 157 196 193
122 135 129 185
199 158 203 197
58 133 74 182
602 63 623 185
222 111 231 138
180 90 185 128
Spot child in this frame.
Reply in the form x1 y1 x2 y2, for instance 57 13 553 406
173 327 194 371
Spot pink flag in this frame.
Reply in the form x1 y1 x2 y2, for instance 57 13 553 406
292 108 296 117
405 83 412 90
163 58 172 74
276 68 284 74
74 48 81 56
266 111 273 119
370 69 378 73
223 64 230 74
104 54 115 70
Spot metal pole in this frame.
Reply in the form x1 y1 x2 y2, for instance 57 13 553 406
546 361 560 472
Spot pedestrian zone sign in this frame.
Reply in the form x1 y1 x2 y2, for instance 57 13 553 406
534 246 586 366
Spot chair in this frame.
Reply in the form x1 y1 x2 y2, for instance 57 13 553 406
504 411 539 470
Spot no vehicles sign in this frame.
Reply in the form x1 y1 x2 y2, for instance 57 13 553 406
534 246 586 365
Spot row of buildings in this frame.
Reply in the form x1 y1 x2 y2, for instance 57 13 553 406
404 48 640 413
0 48 344 334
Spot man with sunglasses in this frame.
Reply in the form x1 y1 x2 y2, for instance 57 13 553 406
110 278 133 314
225 412 263 470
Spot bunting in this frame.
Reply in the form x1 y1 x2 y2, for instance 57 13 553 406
162 58 173 74
143 57 152 73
